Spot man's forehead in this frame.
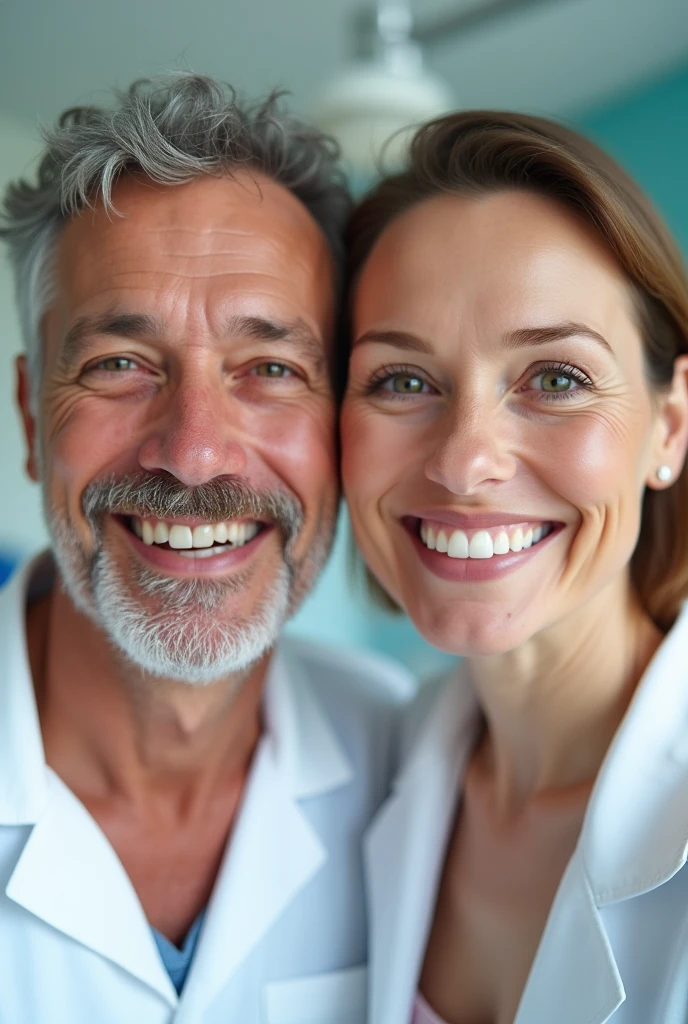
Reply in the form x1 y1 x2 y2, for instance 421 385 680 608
45 171 337 350
59 170 328 253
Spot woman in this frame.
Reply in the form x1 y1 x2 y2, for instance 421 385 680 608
341 111 688 1024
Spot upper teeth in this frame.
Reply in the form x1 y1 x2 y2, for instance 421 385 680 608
419 521 552 559
132 518 260 550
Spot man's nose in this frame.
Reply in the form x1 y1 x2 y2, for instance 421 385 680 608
424 401 517 495
137 381 248 487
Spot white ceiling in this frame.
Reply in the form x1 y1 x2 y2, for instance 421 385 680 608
0 0 686 128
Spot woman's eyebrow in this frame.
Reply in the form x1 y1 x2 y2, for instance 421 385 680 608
503 322 614 355
352 322 614 357
352 329 434 354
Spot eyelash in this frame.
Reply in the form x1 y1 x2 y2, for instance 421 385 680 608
364 361 595 402
85 358 299 379
364 364 434 400
522 361 594 402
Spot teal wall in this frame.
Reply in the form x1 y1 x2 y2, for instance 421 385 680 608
577 62 688 256
288 61 688 675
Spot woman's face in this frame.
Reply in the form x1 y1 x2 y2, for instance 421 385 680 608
341 190 683 656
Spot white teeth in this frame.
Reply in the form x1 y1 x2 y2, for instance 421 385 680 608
510 528 524 552
447 530 469 559
168 525 193 549
134 517 261 552
214 522 228 544
469 530 494 559
153 521 169 544
192 524 215 549
178 544 230 560
419 519 552 560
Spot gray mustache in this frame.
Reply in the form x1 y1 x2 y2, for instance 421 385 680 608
82 473 303 542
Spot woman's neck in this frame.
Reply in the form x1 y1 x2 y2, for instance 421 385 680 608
464 576 663 815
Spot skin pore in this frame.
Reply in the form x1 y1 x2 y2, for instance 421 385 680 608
18 171 338 944
342 189 688 1023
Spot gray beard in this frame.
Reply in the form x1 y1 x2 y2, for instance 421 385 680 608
44 473 335 687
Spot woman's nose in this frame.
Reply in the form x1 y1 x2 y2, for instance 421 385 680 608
137 382 248 487
424 402 517 495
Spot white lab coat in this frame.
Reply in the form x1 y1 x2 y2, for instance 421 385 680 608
0 556 414 1024
365 602 688 1024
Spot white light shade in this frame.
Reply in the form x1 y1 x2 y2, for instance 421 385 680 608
311 60 454 174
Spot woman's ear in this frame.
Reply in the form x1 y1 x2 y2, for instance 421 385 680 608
646 354 688 490
16 355 40 483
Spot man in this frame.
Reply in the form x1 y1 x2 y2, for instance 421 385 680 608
0 74 412 1023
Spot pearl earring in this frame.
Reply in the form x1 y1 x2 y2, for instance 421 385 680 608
657 465 672 483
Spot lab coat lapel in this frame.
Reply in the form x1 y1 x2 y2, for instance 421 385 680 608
6 771 176 1005
514 851 624 1024
365 678 480 1024
177 643 352 1019
516 604 688 1023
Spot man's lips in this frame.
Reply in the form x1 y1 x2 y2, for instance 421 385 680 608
111 513 272 575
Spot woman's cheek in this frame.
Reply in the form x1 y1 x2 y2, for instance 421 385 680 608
532 406 649 511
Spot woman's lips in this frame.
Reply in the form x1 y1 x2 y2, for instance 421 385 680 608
403 516 564 582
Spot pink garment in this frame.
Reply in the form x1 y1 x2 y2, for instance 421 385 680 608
412 991 450 1024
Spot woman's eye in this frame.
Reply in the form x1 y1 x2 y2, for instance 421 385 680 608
390 374 426 394
253 362 291 378
537 370 577 393
95 357 138 372
525 364 592 398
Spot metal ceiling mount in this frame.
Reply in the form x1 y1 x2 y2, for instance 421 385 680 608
311 0 569 175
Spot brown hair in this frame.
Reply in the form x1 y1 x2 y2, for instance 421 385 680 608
346 111 688 630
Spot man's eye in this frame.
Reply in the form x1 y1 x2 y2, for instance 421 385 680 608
95 357 138 372
253 362 291 378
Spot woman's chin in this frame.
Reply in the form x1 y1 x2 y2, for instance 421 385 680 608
404 599 538 658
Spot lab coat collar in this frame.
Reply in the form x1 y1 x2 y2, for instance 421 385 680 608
365 675 481 1024
581 600 688 903
367 601 688 1024
176 643 355 1018
1 553 354 1011
0 555 52 825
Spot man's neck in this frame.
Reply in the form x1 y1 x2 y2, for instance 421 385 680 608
28 582 267 813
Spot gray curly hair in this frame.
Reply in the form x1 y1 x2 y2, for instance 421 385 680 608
0 72 351 408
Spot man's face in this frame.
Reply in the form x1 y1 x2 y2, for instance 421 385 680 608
20 172 339 683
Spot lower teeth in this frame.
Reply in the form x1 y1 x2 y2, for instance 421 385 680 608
176 542 240 559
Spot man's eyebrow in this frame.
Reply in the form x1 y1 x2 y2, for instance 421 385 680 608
351 329 434 354
60 312 165 367
59 312 327 368
223 314 326 367
503 322 614 355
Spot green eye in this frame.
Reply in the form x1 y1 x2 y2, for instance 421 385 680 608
392 374 424 394
540 371 574 392
255 362 289 378
98 357 136 372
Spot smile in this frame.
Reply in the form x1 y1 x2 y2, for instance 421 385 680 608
126 516 264 561
419 519 554 560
